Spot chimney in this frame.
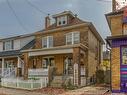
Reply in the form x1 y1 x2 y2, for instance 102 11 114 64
45 14 50 29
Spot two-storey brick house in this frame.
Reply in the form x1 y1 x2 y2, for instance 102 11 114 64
0 11 104 89
106 6 127 92
22 11 104 87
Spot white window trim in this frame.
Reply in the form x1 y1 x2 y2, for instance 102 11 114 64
66 32 80 45
57 16 67 26
42 36 53 48
3 40 13 51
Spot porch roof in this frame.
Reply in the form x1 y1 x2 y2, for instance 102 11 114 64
0 50 21 57
21 44 88 56
106 35 127 47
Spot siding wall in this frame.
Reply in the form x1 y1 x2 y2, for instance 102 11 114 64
0 36 35 51
0 42 3 51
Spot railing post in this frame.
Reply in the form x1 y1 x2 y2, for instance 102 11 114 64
17 78 19 88
2 58 4 77
41 78 43 88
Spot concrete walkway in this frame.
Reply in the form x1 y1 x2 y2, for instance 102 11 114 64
0 87 47 95
59 86 109 95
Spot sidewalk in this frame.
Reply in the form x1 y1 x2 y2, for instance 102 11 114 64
0 87 47 95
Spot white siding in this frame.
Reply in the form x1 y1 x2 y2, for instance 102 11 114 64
14 39 20 50
0 42 3 51
20 36 34 48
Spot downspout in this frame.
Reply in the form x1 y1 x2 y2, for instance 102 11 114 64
106 42 112 91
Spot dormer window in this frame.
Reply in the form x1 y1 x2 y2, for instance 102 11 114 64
57 16 67 26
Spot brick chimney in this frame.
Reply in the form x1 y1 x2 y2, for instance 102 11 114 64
45 14 50 29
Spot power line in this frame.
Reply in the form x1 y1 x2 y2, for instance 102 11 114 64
97 0 111 3
25 0 49 15
6 0 28 32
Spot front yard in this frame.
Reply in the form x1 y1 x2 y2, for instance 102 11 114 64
0 85 110 95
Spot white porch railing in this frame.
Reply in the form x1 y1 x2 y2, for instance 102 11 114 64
28 68 48 78
1 77 48 90
0 68 16 78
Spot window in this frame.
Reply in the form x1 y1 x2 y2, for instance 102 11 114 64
66 32 80 45
123 24 127 35
57 16 67 26
42 36 53 48
122 47 127 65
42 57 54 68
3 40 13 51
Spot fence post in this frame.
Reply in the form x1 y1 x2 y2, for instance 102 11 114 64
41 78 42 88
31 80 33 89
45 77 47 87
17 78 19 88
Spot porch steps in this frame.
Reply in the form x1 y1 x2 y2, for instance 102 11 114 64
50 76 63 87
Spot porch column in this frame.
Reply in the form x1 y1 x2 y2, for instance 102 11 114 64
23 53 29 80
73 47 81 86
17 57 21 77
2 58 4 77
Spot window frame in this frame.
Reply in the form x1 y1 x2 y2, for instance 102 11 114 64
42 36 53 48
3 40 13 51
66 32 80 45
57 16 67 26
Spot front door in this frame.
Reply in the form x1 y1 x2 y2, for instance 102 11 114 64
64 57 73 75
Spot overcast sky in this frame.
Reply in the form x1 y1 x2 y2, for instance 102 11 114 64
0 0 112 39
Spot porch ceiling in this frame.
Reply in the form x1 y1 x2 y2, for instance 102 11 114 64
28 48 73 56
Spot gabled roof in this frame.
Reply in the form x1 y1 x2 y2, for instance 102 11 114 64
0 33 34 42
106 6 127 16
20 39 35 50
52 11 75 18
0 50 21 57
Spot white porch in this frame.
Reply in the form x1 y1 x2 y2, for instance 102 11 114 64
0 56 24 78
28 68 49 78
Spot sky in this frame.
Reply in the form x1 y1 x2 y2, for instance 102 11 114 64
0 0 112 39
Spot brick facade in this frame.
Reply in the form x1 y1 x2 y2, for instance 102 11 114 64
111 47 120 90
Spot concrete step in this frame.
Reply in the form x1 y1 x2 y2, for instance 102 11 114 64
50 76 63 87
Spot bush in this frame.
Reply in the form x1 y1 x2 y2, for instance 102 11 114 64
96 70 104 84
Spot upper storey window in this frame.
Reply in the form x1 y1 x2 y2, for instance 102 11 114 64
66 32 80 45
42 36 53 48
3 40 13 51
57 16 67 26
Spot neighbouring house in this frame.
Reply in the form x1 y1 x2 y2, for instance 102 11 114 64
102 51 110 84
0 11 104 90
106 6 127 92
101 51 110 71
